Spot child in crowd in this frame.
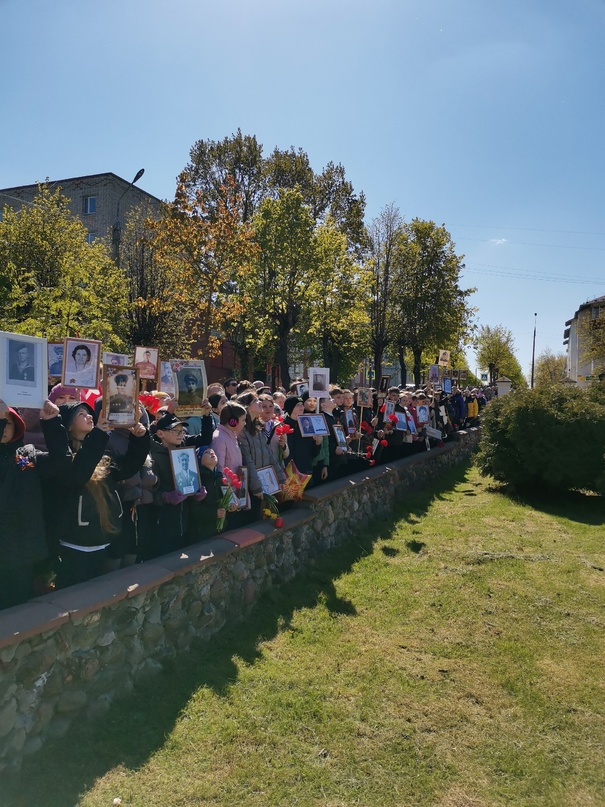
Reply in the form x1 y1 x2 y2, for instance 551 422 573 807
211 402 246 473
282 396 322 479
188 446 236 542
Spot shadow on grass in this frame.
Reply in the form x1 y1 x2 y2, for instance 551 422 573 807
5 460 473 807
488 481 605 526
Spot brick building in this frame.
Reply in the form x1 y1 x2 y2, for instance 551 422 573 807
0 172 163 257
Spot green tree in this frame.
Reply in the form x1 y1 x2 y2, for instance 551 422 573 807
579 304 605 378
119 204 196 357
534 348 567 387
183 128 266 222
475 324 523 386
252 188 319 387
150 174 257 359
302 218 371 383
0 184 128 347
367 204 402 381
388 219 475 387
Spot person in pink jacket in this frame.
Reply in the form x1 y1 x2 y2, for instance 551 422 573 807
211 402 246 473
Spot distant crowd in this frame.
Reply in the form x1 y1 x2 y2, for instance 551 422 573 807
0 374 492 611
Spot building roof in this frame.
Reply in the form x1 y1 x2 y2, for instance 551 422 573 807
0 172 163 205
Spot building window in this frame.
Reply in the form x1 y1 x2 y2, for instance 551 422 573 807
86 232 96 244
82 196 96 215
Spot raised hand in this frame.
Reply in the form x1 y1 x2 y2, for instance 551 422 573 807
40 400 60 420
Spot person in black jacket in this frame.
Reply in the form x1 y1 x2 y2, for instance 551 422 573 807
0 398 68 609
283 396 322 480
45 402 150 589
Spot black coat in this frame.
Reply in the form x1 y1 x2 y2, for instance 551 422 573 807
0 416 70 570
44 424 150 549
284 416 320 476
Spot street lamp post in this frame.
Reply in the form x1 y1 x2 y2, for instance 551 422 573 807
112 168 145 267
530 312 537 389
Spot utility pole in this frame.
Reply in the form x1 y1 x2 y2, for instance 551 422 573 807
530 312 537 389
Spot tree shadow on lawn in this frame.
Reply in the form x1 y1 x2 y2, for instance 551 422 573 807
5 461 473 807
489 482 605 526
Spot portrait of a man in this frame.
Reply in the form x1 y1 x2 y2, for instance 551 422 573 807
134 347 158 381
48 344 64 377
9 342 35 383
172 450 200 495
178 373 204 406
109 373 135 414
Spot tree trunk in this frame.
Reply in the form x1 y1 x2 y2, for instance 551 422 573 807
413 347 423 388
398 344 407 388
373 347 383 389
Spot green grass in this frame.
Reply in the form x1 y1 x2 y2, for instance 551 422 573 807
6 462 605 807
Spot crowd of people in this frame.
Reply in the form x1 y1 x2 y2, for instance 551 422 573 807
0 373 492 610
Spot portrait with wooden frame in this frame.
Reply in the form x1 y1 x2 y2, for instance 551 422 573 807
332 424 348 450
62 337 101 389
171 359 207 417
102 366 139 428
356 387 373 408
48 342 65 378
133 346 159 383
378 375 391 395
298 413 329 437
294 381 309 398
257 465 280 496
103 351 130 368
308 368 330 399
1 331 48 409
170 446 202 497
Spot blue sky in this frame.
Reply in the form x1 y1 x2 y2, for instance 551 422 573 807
1 0 603 378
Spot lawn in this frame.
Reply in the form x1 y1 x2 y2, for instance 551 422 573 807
6 462 605 807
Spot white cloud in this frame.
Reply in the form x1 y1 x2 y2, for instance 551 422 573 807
490 238 508 246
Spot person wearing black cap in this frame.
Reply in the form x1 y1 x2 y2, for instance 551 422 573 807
44 401 150 589
149 411 208 555
0 397 68 609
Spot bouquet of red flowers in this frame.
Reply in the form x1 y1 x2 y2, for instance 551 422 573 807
216 467 242 533
274 421 294 462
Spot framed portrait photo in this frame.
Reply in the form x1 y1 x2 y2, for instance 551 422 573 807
48 342 65 378
451 369 460 380
237 467 250 510
0 331 48 408
345 408 357 434
406 413 417 435
356 387 373 408
171 359 207 417
459 369 468 381
170 446 201 497
308 368 330 399
298 413 329 437
134 346 159 384
102 366 139 427
333 424 348 450
416 404 430 424
442 377 453 394
62 338 101 389
378 375 391 395
428 364 440 384
384 400 396 418
394 412 408 432
257 465 280 496
159 361 176 396
294 382 309 397
103 351 130 368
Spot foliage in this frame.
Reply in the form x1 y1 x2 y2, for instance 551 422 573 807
476 385 605 493
150 173 257 358
0 184 128 347
367 203 403 380
251 188 319 387
578 304 605 377
118 203 197 357
475 323 527 387
388 219 475 386
302 217 371 382
534 348 567 387
183 128 266 222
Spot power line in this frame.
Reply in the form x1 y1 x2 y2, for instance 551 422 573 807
451 223 605 237
463 265 603 285
457 237 605 251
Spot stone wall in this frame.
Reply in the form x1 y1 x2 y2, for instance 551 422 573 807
0 430 480 772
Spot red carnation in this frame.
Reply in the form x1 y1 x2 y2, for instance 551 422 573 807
380 439 388 447
388 413 398 424
360 421 372 434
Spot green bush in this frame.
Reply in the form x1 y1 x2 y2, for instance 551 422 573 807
475 385 605 494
